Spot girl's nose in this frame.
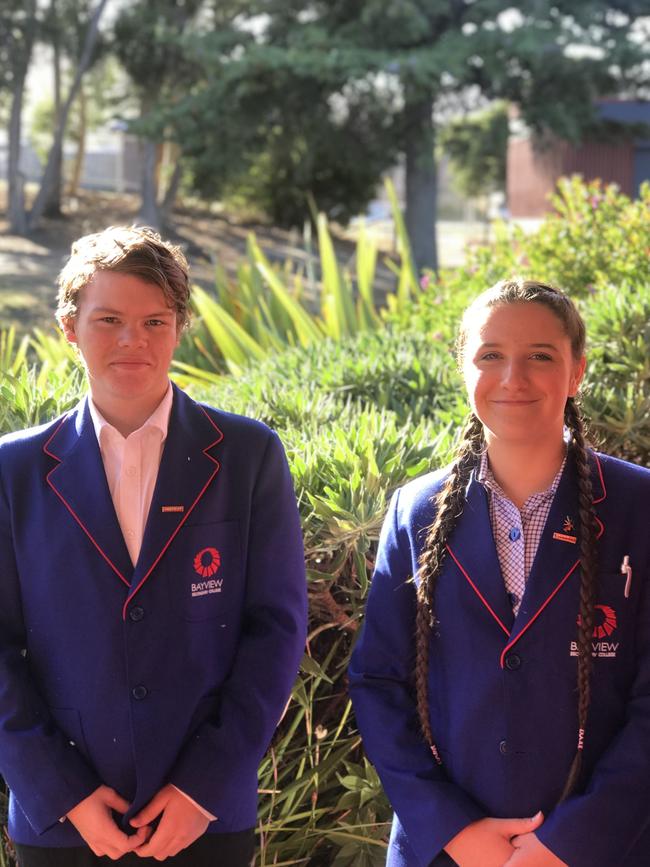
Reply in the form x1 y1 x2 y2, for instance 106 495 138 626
502 359 527 389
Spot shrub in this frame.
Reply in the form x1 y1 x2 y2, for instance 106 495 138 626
2 176 650 862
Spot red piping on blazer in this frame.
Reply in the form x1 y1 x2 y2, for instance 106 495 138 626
448 453 607 669
122 406 223 619
445 545 510 637
43 406 225 618
44 416 131 588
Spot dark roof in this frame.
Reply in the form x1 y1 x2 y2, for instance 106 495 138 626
597 100 650 124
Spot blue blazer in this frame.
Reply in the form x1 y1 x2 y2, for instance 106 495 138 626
349 452 650 867
0 384 307 846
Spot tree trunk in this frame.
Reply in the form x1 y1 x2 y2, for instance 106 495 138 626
160 147 183 224
7 1 37 236
68 84 87 197
8 74 28 235
404 95 438 274
29 0 109 229
138 137 161 229
44 4 64 218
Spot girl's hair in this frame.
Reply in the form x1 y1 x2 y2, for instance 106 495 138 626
415 278 597 800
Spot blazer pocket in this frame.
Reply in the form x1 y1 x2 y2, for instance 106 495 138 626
170 520 243 622
48 706 89 756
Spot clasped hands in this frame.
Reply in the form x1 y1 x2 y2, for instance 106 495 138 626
445 812 569 867
66 783 210 861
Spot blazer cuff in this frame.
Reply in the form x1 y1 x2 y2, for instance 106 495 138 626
171 785 217 821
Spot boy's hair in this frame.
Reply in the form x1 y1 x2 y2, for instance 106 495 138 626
56 225 191 329
415 278 597 803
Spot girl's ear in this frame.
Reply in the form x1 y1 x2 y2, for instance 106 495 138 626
569 355 587 396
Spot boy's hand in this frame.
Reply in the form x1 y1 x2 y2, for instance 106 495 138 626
444 812 544 867
67 785 151 860
130 783 210 860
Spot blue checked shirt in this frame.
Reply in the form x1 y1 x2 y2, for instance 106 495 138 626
477 453 566 615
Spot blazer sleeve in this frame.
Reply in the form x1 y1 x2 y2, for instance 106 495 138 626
536 557 650 867
0 450 100 835
168 429 307 819
348 489 485 867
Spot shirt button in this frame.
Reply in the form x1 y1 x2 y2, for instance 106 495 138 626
129 606 145 622
508 528 521 542
132 685 148 700
499 739 508 755
126 466 137 477
505 653 522 671
126 529 135 538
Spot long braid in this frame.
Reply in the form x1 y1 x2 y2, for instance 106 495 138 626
415 414 484 754
560 397 599 801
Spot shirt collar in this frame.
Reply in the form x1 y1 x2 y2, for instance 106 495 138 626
88 382 173 444
477 449 566 508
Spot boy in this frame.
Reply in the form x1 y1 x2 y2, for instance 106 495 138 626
0 226 307 865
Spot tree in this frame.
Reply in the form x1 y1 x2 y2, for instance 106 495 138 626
112 0 206 229
1 0 38 235
440 102 509 201
28 0 109 228
167 0 650 272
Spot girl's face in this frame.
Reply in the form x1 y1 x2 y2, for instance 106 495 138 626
461 301 586 448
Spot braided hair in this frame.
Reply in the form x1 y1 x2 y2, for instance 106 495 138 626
416 279 599 798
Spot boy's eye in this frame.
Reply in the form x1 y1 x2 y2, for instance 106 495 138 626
530 353 552 361
146 319 165 327
479 351 500 360
99 316 119 324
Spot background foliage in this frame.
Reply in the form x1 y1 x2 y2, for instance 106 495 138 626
1 178 650 864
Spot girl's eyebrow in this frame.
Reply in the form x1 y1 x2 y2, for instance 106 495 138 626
478 341 558 349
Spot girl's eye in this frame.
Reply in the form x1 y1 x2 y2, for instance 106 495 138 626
479 351 500 361
99 316 118 324
146 319 165 327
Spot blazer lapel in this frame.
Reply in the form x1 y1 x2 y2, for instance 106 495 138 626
125 385 224 615
500 451 607 666
44 399 133 588
446 473 514 637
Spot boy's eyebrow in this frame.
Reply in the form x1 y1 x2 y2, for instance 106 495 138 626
90 306 175 317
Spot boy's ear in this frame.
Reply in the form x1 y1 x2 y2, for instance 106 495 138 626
61 316 78 345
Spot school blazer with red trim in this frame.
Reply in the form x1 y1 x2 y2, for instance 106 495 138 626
0 383 307 846
349 452 650 867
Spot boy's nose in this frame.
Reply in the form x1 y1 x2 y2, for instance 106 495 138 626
118 325 146 346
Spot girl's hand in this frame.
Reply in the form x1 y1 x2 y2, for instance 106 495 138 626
444 812 544 867
504 832 568 866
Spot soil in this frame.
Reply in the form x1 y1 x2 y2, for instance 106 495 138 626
0 190 398 335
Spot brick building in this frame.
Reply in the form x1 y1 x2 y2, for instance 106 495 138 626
507 101 650 217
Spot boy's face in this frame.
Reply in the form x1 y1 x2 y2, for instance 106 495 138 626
62 270 181 420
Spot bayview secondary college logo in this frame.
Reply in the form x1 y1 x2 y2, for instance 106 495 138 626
571 604 618 658
191 547 223 597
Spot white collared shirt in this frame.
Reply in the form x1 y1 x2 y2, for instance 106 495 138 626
88 385 173 566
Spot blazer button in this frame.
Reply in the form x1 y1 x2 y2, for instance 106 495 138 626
129 606 145 622
132 685 148 700
499 739 508 755
505 653 522 671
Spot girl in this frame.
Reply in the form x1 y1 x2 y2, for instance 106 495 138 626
349 279 650 867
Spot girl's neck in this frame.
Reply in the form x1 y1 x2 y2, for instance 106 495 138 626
485 437 567 509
